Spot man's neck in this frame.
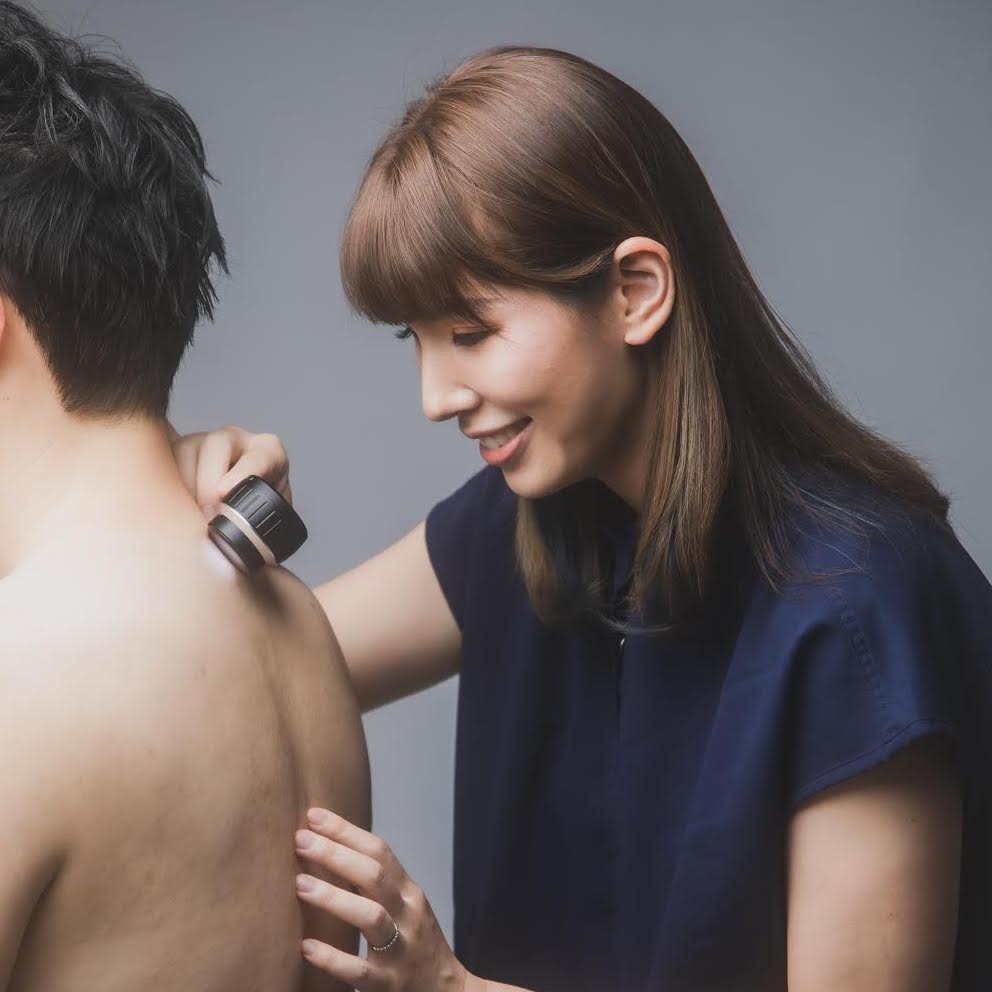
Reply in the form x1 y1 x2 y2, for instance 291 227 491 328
0 407 192 578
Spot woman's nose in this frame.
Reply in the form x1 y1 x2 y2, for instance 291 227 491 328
420 359 479 423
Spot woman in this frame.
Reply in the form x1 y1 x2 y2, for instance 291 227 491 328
173 47 991 991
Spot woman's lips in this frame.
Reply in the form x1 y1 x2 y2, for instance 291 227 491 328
478 418 533 467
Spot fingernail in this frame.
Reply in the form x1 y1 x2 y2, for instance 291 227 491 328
302 940 319 957
307 808 328 827
296 874 314 893
295 830 314 849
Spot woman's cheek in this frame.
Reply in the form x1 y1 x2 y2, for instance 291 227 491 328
486 351 550 408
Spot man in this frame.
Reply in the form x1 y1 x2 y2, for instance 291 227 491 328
0 4 370 990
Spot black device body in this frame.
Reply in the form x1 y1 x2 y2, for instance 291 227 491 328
207 475 307 575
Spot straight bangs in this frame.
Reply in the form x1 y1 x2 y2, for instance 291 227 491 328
340 131 523 330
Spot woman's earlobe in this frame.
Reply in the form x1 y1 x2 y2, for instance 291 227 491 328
622 267 673 345
623 311 672 347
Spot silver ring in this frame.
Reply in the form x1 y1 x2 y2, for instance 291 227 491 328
369 921 400 953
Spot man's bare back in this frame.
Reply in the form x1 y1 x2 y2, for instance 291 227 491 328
0 498 370 992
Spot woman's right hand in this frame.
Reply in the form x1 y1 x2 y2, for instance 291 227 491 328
169 424 293 517
170 422 463 713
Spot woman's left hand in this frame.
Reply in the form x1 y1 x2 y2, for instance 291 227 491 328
295 808 474 992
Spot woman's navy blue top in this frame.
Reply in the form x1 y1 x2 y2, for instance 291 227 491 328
424 466 992 992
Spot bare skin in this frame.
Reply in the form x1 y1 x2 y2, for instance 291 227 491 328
0 480 371 992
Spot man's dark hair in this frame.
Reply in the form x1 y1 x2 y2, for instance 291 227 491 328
0 1 227 417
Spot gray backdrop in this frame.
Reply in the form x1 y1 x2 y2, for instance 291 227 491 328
38 0 992 941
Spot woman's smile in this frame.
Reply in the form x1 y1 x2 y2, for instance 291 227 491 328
472 416 533 466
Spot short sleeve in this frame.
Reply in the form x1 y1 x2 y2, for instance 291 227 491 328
424 466 514 630
785 511 992 808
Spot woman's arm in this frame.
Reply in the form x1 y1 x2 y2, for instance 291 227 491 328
169 425 461 712
313 522 461 712
786 736 962 991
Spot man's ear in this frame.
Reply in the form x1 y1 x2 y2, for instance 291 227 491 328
611 236 676 347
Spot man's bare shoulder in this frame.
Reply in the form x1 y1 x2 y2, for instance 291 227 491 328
2 535 298 646
0 575 116 684
0 574 161 732
0 542 349 726
0 547 236 744
0 558 301 838
0 552 219 666
0 534 355 769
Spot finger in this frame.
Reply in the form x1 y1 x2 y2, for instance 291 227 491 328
195 429 241 508
301 938 385 991
216 436 288 501
306 809 402 872
295 830 400 910
296 874 397 949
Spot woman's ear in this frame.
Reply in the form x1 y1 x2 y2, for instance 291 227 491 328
612 236 676 347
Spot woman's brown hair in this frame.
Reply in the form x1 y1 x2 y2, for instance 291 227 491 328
340 45 950 631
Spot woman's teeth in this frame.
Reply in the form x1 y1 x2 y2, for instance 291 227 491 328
479 420 528 450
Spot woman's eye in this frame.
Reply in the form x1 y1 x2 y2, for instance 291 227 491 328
452 328 493 347
393 325 493 346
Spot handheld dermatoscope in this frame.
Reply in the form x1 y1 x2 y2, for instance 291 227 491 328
207 475 308 575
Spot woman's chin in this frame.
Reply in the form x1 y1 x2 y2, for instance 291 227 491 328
498 458 573 501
